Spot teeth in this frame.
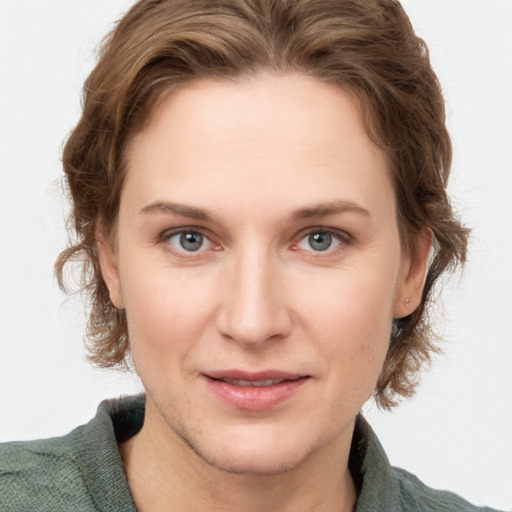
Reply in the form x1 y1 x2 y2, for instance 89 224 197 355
222 378 284 387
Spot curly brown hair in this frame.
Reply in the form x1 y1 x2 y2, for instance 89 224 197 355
56 0 469 408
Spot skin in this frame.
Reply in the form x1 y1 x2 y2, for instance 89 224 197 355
98 73 431 512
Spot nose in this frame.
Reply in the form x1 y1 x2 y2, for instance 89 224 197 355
216 248 293 347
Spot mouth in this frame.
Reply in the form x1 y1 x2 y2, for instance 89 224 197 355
203 370 310 410
214 377 298 387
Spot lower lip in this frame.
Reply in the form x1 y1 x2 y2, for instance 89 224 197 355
204 376 308 411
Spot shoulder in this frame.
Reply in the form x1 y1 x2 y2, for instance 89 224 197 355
0 395 142 512
0 434 96 511
391 466 502 512
352 415 504 512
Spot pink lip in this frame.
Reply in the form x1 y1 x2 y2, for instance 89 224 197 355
203 370 309 411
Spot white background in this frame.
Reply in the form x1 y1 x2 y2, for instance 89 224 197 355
0 1 511 510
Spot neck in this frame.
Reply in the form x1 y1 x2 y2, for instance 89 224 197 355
120 400 357 512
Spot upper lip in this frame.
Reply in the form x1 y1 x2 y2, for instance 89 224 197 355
203 370 306 381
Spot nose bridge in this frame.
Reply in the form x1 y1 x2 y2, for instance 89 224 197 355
218 243 291 346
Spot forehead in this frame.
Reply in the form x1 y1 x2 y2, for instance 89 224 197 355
132 73 374 162
123 73 394 223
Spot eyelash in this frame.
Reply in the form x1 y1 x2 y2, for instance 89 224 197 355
158 227 352 258
293 228 351 256
158 227 220 259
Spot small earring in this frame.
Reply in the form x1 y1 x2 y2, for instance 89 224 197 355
405 298 412 308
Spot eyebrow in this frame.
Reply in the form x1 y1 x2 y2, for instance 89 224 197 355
288 200 371 223
140 201 214 221
139 199 370 223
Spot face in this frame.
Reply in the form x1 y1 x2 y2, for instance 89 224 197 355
99 74 427 475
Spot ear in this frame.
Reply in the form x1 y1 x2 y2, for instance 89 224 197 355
393 228 433 318
96 225 125 309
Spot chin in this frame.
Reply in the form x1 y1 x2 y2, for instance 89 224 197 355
180 423 313 476
194 444 309 476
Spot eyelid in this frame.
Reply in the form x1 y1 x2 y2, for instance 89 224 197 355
293 227 352 253
158 226 219 255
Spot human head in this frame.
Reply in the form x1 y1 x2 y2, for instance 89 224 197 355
56 0 469 408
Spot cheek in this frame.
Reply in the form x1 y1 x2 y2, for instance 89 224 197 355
296 263 397 338
120 265 218 360
293 264 397 393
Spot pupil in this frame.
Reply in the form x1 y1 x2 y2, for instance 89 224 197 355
309 232 332 251
180 232 203 251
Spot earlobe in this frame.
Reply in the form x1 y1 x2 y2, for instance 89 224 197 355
394 228 433 318
96 226 125 309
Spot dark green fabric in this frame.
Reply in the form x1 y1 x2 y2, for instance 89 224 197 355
0 395 503 511
0 396 142 512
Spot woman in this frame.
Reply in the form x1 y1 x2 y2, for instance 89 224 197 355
0 1 507 510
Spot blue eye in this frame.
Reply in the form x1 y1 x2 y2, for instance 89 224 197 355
167 231 211 252
297 231 343 252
